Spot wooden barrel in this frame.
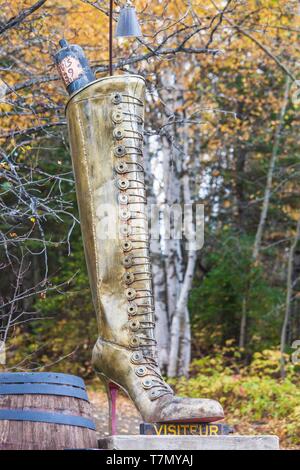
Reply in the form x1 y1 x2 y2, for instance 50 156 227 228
0 372 98 450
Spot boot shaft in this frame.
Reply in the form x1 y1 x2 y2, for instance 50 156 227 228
66 75 155 350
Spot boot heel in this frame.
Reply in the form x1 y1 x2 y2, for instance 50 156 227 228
98 375 119 435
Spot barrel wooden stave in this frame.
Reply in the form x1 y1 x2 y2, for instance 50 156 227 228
0 373 97 450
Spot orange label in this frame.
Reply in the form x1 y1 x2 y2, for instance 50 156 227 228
57 56 84 86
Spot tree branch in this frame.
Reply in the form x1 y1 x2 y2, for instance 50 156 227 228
0 0 47 35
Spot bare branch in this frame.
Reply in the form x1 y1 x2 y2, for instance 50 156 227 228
0 0 47 36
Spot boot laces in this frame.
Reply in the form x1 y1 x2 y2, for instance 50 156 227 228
112 91 172 399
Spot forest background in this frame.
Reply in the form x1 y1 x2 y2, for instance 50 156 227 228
0 0 300 448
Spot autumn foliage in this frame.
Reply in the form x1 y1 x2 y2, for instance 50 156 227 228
0 0 300 448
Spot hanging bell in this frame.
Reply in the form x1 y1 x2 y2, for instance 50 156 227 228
115 1 142 38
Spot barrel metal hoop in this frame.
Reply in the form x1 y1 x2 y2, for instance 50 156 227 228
0 373 86 389
0 384 88 401
0 409 96 430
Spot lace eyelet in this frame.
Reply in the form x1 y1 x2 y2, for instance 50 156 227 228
123 272 134 284
149 389 161 399
120 209 131 220
120 225 131 236
123 256 133 268
115 162 128 174
118 194 128 204
114 145 126 157
142 379 153 389
127 302 137 315
112 93 122 105
135 366 147 377
122 240 132 251
113 128 124 140
130 351 143 363
112 110 123 123
125 287 136 300
129 319 140 331
117 178 129 190
130 336 140 347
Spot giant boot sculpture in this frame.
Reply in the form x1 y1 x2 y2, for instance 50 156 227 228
66 75 224 432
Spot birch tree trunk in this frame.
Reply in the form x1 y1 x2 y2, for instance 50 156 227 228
159 70 184 375
144 136 170 371
155 70 200 376
167 123 198 376
151 211 170 372
253 76 291 261
168 247 197 376
162 133 182 375
180 305 192 375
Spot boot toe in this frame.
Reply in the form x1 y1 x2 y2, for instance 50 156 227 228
160 397 224 423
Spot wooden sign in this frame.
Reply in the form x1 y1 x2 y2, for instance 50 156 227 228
140 422 234 436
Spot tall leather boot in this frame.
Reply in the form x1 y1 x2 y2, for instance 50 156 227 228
66 75 224 430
